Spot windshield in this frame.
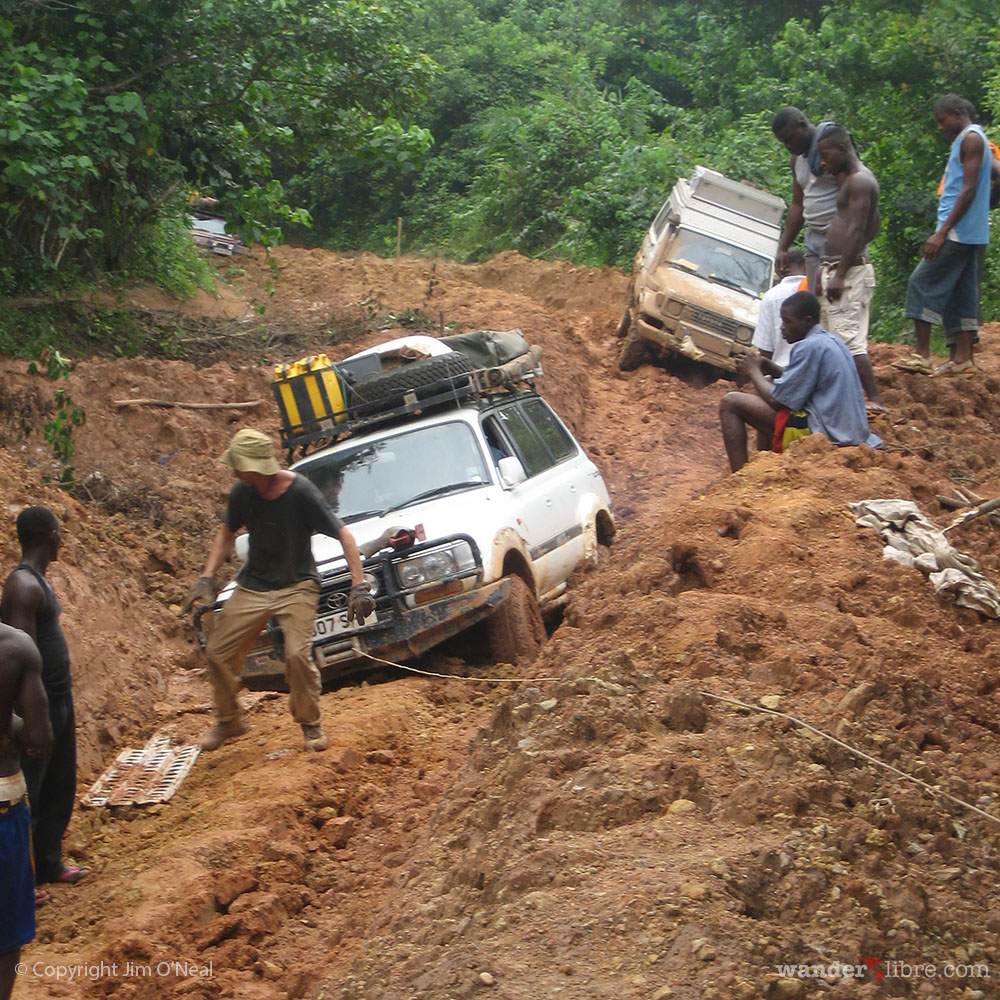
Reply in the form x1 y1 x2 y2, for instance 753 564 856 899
297 421 491 521
664 228 771 296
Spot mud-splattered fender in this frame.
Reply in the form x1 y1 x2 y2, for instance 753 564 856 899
577 493 614 562
487 526 534 586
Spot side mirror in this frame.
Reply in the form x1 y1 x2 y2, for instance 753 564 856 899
497 456 527 488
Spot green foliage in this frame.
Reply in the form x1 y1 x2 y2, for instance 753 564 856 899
25 348 86 486
0 0 432 293
0 301 184 361
126 211 215 297
2 0 999 341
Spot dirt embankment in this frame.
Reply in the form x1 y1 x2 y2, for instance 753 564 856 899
2 247 998 1000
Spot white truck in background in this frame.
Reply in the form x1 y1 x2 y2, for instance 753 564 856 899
618 166 786 375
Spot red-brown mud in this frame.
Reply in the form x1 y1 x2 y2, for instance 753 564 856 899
2 247 998 1000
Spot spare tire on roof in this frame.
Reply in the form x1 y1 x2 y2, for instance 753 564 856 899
349 352 475 418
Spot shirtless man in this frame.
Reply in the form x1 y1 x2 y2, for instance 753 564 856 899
815 125 886 413
0 624 52 1000
771 107 840 288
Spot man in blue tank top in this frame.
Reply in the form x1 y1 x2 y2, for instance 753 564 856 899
1 506 89 889
900 95 993 377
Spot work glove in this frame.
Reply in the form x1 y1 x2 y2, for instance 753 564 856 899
347 583 375 624
181 575 217 614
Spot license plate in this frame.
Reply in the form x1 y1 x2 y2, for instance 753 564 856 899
313 609 376 642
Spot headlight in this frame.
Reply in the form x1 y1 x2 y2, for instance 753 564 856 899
396 541 477 588
363 571 380 597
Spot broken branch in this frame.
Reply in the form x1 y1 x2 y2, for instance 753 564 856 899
114 399 264 411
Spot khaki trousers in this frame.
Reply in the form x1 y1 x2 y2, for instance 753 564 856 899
205 580 321 726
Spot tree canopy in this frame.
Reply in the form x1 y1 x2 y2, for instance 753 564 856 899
2 0 999 331
0 0 432 292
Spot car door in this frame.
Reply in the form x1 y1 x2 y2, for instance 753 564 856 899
485 397 586 595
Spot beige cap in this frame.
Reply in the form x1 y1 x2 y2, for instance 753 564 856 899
220 428 281 476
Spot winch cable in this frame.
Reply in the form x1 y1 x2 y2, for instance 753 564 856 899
699 691 1000 828
354 651 1000 826
356 649 563 684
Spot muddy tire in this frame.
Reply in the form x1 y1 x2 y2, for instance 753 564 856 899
486 575 544 665
618 321 650 372
350 354 475 417
615 306 632 339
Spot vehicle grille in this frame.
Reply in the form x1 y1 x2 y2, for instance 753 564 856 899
317 566 385 615
684 305 741 340
317 588 350 615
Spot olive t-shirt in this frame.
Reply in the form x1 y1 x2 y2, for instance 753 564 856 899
224 474 345 591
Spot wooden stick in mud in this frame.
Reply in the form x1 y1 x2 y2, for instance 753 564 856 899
395 216 402 281
113 399 264 411
943 495 1000 533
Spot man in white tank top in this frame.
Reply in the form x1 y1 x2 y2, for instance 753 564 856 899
772 107 841 289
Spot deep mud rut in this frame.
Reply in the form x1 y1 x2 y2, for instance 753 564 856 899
3 247 999 1000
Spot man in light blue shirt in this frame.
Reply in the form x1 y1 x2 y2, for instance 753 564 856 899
720 291 882 472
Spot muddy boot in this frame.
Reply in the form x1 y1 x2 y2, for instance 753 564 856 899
200 718 247 751
301 723 328 751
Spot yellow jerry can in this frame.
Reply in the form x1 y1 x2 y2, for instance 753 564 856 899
272 353 348 445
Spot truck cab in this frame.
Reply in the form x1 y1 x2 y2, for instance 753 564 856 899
619 166 786 375
210 332 615 687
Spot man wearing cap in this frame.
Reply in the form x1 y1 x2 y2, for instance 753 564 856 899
182 428 373 752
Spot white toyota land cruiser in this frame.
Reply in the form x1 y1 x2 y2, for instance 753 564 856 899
216 331 615 687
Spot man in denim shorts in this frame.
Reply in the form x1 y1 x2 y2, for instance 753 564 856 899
1 623 52 1000
898 95 993 377
815 125 887 414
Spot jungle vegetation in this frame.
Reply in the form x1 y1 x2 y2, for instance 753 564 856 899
2 0 998 335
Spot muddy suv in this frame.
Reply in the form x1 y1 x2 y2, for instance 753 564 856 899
215 333 615 687
618 166 785 374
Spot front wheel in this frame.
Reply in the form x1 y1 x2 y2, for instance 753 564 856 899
486 575 544 665
618 320 650 372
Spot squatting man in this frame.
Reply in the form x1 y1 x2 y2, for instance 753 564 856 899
182 428 375 752
719 291 881 473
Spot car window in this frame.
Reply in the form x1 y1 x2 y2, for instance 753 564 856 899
492 406 552 477
490 399 577 478
482 417 511 466
651 200 673 242
520 398 577 463
665 228 771 296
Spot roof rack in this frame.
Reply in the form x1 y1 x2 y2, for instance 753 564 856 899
274 341 543 460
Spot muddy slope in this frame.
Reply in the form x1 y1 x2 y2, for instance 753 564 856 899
3 247 998 1000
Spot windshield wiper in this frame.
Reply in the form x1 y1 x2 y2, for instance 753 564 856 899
342 509 384 523
380 480 486 515
706 274 745 292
